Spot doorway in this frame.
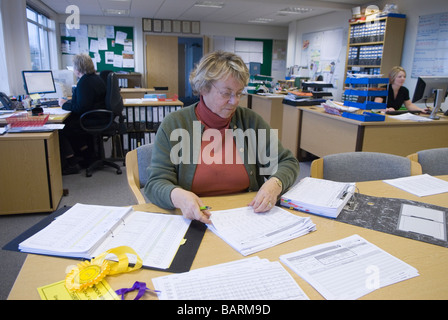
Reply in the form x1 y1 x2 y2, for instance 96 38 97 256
178 37 203 105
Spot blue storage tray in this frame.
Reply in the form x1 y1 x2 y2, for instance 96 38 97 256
345 77 389 85
342 111 385 122
343 100 387 109
344 89 388 97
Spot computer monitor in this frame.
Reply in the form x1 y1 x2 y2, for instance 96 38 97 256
412 76 448 120
22 70 57 95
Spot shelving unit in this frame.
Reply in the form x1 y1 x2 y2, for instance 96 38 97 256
344 16 406 79
343 77 389 109
122 99 183 151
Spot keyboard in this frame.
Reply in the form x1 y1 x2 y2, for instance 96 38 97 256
40 99 59 107
385 110 421 115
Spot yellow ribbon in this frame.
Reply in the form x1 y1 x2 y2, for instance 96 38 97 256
65 246 143 291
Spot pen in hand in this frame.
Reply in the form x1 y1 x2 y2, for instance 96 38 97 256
200 206 212 210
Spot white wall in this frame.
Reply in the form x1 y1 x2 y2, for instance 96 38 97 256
0 0 31 95
287 10 351 100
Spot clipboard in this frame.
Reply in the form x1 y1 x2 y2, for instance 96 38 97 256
3 206 207 273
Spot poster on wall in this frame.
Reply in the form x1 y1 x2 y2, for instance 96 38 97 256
301 28 344 87
411 12 448 77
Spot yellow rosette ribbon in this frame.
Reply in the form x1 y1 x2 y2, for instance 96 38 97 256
65 246 143 291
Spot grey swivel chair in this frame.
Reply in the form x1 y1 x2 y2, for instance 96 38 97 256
407 148 448 175
125 143 153 204
311 151 422 182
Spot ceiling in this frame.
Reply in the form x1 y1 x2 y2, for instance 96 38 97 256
39 0 374 27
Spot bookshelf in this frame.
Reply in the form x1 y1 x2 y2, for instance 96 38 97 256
122 99 183 151
344 16 406 79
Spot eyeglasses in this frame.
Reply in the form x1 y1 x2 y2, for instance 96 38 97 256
211 82 243 100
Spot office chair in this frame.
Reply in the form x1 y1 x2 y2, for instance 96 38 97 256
310 151 422 182
407 147 448 175
80 72 126 177
125 143 153 204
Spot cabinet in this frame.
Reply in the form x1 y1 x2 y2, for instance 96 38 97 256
116 73 143 88
344 16 406 79
0 131 63 215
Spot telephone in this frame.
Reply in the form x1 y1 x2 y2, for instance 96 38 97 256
0 92 13 109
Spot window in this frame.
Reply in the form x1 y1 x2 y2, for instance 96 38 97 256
26 6 53 70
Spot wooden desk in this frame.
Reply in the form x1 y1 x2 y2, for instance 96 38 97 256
0 131 63 215
297 106 448 160
8 176 448 299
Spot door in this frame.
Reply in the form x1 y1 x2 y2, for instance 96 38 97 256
146 35 178 97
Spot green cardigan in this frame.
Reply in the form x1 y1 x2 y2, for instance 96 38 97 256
144 103 300 209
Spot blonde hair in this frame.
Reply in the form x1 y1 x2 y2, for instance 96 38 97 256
389 66 406 84
189 51 249 96
73 53 96 75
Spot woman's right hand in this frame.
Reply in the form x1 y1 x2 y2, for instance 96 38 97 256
170 188 212 224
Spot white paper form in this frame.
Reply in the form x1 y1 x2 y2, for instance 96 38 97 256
383 174 448 197
19 204 133 258
280 235 419 300
92 212 190 269
152 257 309 300
208 206 316 256
398 204 447 241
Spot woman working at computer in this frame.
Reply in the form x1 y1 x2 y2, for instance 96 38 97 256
58 53 106 174
375 66 430 113
144 51 300 224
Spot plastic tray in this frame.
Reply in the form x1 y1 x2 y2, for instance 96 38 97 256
342 111 385 122
6 114 49 127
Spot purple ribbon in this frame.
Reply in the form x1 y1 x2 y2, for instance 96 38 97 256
115 281 160 300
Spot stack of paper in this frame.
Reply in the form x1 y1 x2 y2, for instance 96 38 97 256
280 235 419 300
280 177 356 218
18 203 191 269
208 206 316 256
153 257 309 300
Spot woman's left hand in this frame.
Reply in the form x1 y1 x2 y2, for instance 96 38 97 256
249 177 282 213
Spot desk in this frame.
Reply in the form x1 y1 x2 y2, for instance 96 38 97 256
0 131 63 215
297 106 448 160
8 176 448 299
250 94 285 140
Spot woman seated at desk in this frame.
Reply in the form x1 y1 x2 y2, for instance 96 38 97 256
144 51 299 224
58 53 106 174
375 66 429 114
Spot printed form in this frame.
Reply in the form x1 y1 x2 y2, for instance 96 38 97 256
152 257 310 300
280 234 419 300
208 206 315 256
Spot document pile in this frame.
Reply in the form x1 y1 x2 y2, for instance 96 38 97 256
280 235 419 300
208 206 316 256
280 177 356 218
152 257 310 300
18 203 191 269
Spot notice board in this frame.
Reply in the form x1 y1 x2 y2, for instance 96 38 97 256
60 24 135 73
411 12 448 77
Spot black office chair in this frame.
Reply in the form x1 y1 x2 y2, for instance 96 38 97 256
80 72 126 177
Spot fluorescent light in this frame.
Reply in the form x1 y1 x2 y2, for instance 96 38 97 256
278 7 312 14
248 18 274 24
194 1 225 8
103 9 130 16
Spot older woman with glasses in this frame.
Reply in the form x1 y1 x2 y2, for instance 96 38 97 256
144 51 299 224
